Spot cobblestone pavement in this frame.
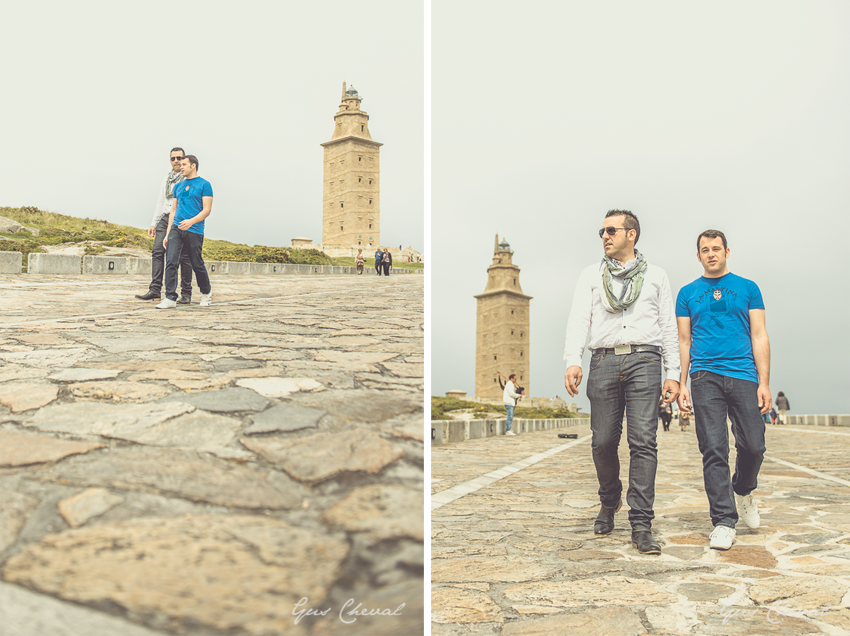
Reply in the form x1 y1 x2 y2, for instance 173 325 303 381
432 422 850 635
0 273 424 636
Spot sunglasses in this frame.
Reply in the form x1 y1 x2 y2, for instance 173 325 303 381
171 156 185 161
598 227 627 238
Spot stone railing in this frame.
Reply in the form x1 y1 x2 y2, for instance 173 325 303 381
786 414 850 427
431 418 586 446
0 252 421 276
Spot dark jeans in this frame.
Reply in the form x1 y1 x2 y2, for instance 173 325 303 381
150 217 192 296
164 227 211 301
376 261 382 275
382 262 391 276
691 371 766 528
586 349 663 530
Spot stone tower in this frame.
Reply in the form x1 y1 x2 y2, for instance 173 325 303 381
320 82 382 247
474 235 532 399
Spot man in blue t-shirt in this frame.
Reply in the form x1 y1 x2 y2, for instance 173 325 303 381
676 229 771 551
156 155 214 309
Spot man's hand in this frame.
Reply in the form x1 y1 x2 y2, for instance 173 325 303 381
677 385 691 413
564 366 582 397
757 384 772 414
662 379 679 404
148 225 156 238
177 219 195 231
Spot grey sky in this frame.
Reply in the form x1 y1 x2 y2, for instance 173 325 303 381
0 0 424 251
432 1 850 414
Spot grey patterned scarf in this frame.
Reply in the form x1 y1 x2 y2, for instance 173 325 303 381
601 249 648 313
165 170 185 199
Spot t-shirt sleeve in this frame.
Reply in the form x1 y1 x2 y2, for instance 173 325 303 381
203 181 213 197
748 281 765 310
675 286 690 317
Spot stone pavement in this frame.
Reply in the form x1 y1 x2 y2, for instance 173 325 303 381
0 273 424 636
431 422 850 635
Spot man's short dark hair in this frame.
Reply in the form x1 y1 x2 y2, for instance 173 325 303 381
170 147 185 155
509 374 517 381
184 155 199 170
605 209 640 245
697 229 727 252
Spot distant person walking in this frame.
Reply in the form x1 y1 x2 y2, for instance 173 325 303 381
156 155 213 309
775 391 790 425
563 209 680 555
498 371 522 436
676 229 771 551
355 248 365 275
659 398 672 432
679 408 691 432
135 147 193 302
374 248 383 275
381 249 392 276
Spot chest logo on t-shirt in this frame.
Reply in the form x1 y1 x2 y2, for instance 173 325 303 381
709 288 729 329
713 290 722 301
185 185 190 191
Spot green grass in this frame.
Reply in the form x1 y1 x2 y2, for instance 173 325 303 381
431 396 585 421
331 256 424 270
0 206 424 269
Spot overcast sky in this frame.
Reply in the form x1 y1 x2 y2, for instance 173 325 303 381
432 1 850 415
0 0 424 251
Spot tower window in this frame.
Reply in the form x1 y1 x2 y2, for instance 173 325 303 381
340 226 344 230
358 156 362 162
521 375 523 380
521 332 523 337
514 278 516 285
494 356 497 360
361 125 364 132
511 330 514 335
369 199 372 205
520 352 523 357
511 310 514 315
368 224 372 229
340 202 344 208
368 179 372 185
358 177 362 183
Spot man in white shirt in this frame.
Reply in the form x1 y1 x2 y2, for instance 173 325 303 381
563 210 680 554
502 373 522 436
134 147 193 302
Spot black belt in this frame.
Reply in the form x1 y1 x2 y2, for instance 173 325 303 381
592 344 662 356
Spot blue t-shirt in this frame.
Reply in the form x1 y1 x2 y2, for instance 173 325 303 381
173 176 213 236
675 272 765 383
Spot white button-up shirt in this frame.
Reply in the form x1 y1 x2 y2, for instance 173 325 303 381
563 259 680 378
150 171 181 228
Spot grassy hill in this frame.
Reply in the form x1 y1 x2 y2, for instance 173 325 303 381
0 206 422 270
431 396 586 421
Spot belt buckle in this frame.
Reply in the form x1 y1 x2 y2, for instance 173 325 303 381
614 344 631 355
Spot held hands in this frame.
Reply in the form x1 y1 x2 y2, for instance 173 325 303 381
677 385 691 413
757 384 772 414
662 379 680 404
564 366 583 397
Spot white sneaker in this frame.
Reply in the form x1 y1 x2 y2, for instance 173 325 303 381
735 492 760 528
199 293 212 307
505 430 516 436
155 298 177 309
709 525 736 550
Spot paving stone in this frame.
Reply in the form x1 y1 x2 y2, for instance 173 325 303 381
558 549 623 561
696 607 823 635
0 429 104 467
291 388 422 422
749 575 847 608
718 545 778 568
313 351 398 366
0 382 59 412
0 365 47 383
235 376 324 398
663 546 705 560
678 582 736 601
23 401 195 435
241 428 404 484
69 380 171 402
243 403 326 434
159 386 269 412
58 488 124 527
503 577 677 608
211 357 263 371
432 556 560 583
82 336 185 353
431 588 504 624
32 446 302 509
0 487 39 551
48 368 122 382
322 484 424 541
501 606 645 636
381 361 424 378
0 581 167 636
1 515 348 636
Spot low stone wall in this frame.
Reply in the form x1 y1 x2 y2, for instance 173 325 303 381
431 418 585 446
1 252 421 276
0 251 23 274
786 414 850 427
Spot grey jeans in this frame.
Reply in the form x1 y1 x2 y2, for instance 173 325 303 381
586 349 663 530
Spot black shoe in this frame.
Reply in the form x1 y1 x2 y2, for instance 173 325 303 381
594 498 622 535
135 291 161 300
177 295 192 305
631 529 661 554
